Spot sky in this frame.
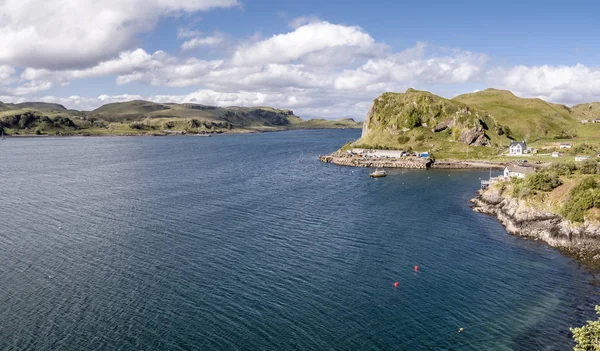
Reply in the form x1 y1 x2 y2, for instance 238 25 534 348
0 0 599 119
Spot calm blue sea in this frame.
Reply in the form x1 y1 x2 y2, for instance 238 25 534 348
0 130 597 350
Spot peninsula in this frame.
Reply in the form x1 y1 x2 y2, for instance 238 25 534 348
0 100 361 136
320 88 600 169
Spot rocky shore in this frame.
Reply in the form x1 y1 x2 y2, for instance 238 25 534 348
318 154 506 169
471 184 600 270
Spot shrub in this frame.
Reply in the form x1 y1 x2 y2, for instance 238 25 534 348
525 171 562 192
406 113 422 128
396 135 410 144
580 159 599 175
548 162 576 176
561 177 600 222
572 306 600 351
414 134 425 142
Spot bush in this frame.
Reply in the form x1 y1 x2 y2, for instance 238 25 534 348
414 134 425 142
580 159 599 175
561 177 600 222
397 135 410 144
406 113 422 128
525 171 562 192
548 162 577 176
572 306 600 351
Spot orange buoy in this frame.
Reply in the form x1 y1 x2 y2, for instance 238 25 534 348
393 282 399 287
414 265 419 272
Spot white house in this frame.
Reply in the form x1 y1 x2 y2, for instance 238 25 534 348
594 119 600 123
581 119 590 124
509 141 527 155
575 155 591 162
552 152 561 158
350 149 404 158
559 143 572 149
504 165 536 178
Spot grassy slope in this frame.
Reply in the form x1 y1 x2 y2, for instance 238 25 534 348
453 89 580 142
355 89 511 159
0 100 361 136
351 88 599 160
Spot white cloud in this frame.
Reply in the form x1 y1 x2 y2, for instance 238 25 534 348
231 21 384 66
0 65 16 84
0 0 239 69
181 32 227 50
491 64 600 105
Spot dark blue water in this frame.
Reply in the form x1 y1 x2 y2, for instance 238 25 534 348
0 130 597 350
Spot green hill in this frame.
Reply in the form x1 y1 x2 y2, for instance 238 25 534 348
355 89 511 158
572 102 600 120
453 89 580 141
0 99 361 136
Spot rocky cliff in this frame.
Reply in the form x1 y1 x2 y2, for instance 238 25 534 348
354 89 511 151
471 185 600 269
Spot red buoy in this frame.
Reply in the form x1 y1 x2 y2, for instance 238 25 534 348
393 282 399 287
414 265 419 272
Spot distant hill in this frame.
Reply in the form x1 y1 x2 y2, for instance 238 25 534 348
0 99 361 136
453 89 580 141
572 102 600 120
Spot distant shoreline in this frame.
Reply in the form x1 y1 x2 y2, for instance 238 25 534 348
2 126 362 138
318 153 509 170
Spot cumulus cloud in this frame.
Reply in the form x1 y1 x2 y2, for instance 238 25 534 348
0 0 239 69
4 16 600 119
490 64 600 105
231 21 384 66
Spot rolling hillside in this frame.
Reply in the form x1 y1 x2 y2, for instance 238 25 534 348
453 89 580 141
0 100 361 136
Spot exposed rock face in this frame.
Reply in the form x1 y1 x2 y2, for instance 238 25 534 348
471 185 600 268
458 125 489 146
362 102 375 137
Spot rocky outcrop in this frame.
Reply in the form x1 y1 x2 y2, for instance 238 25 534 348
361 102 375 137
472 185 600 269
458 125 489 146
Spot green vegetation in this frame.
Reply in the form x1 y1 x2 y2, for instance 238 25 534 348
572 306 600 351
561 177 600 222
453 88 578 142
0 100 361 136
505 162 600 223
352 88 600 160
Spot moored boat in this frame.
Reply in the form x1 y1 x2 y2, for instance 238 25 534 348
369 169 387 178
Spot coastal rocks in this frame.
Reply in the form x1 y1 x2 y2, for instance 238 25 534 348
318 154 506 170
472 185 600 269
319 155 429 169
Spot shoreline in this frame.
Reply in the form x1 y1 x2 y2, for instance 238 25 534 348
2 126 361 138
319 153 507 170
471 185 600 272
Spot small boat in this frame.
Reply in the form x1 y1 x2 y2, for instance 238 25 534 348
370 169 387 178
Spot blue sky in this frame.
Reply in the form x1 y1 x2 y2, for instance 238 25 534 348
0 0 599 118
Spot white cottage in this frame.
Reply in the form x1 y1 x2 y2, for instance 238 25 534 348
504 165 536 178
509 141 527 155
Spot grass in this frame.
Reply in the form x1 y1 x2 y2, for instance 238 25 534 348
0 100 361 136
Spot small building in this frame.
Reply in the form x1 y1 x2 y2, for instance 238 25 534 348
594 119 600 123
552 152 561 158
419 152 430 158
509 141 527 155
504 165 536 178
559 143 572 149
581 119 590 124
575 155 591 162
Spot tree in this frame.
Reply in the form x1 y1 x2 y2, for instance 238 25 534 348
572 306 600 351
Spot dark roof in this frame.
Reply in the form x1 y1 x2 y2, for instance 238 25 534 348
506 165 536 174
509 141 526 147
